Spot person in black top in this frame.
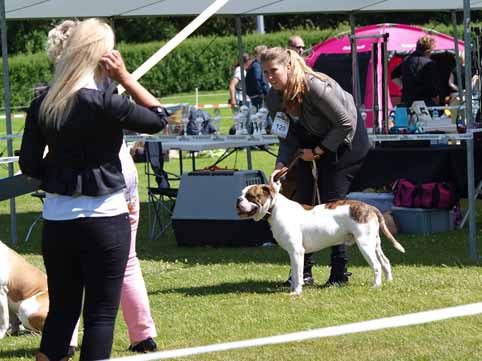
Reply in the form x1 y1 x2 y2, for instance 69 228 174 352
246 45 270 111
391 36 440 107
20 18 167 361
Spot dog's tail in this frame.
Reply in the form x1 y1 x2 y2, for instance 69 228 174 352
374 208 405 253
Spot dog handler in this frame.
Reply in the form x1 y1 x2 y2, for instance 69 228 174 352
20 18 168 361
260 47 370 287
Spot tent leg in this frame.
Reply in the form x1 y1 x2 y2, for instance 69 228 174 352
349 13 362 109
0 0 17 245
451 11 464 102
463 0 478 259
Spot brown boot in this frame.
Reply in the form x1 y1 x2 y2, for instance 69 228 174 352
35 353 49 361
35 352 71 361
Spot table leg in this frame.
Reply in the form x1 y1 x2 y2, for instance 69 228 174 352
466 137 478 260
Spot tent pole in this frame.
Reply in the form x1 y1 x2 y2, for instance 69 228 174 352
451 10 464 101
235 16 248 106
381 34 389 134
372 43 379 133
462 0 477 259
464 2 473 129
0 0 17 245
235 15 252 169
349 13 362 109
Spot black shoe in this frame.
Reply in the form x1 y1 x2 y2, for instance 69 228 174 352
283 274 315 287
129 337 157 353
66 346 76 359
321 271 352 288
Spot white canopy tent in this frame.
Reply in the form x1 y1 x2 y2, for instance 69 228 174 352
3 0 482 18
0 0 479 259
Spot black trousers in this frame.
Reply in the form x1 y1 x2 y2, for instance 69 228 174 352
294 157 364 273
40 213 130 361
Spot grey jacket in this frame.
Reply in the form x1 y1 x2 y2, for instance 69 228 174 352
266 74 357 165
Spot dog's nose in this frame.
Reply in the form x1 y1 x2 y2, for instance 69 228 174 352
236 197 242 206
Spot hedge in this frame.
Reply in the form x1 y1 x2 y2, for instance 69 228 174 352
0 22 470 108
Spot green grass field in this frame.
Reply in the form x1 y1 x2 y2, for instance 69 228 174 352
1 91 482 361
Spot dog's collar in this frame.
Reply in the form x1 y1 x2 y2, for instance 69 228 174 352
263 193 278 220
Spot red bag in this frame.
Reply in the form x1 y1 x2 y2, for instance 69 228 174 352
393 178 456 209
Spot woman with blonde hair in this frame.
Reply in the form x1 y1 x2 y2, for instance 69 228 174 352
20 18 167 361
261 47 369 288
45 19 158 354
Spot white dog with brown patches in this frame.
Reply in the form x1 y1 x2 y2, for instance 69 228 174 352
236 173 405 294
0 240 78 347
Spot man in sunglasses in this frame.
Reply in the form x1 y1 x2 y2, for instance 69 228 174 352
287 35 305 56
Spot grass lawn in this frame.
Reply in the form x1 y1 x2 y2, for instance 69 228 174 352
1 90 482 360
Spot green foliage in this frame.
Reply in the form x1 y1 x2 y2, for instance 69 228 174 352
0 21 476 108
0 52 52 108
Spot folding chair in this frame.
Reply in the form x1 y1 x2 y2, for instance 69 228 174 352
145 141 179 240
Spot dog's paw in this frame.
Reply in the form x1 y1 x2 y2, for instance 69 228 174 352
289 287 302 295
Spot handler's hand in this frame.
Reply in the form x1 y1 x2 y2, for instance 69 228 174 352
271 166 288 183
100 50 131 84
300 148 316 161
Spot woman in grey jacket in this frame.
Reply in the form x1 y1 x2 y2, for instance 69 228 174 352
261 47 369 287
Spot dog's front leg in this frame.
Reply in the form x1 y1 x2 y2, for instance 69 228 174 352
0 286 9 338
9 308 21 336
288 247 304 295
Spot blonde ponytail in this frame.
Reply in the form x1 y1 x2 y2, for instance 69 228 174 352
260 47 326 110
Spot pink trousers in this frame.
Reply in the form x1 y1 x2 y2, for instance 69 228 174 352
120 196 157 343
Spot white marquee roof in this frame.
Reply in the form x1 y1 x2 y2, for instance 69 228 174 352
5 0 482 19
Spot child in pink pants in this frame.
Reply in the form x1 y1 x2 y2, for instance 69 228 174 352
120 143 157 352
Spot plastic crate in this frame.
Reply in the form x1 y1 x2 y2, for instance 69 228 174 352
346 192 394 213
172 170 274 246
391 207 455 234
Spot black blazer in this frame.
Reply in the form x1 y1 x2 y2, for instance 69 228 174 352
19 87 167 196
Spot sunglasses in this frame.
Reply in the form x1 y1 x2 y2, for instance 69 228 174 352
295 45 305 50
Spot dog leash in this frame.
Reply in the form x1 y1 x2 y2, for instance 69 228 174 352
272 150 304 183
272 150 321 205
310 160 321 206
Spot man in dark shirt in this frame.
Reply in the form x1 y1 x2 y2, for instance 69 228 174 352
245 45 270 111
391 36 440 106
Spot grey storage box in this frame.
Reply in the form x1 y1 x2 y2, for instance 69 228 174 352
391 207 455 234
172 170 274 246
346 192 394 213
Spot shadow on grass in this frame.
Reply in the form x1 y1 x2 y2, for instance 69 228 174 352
149 280 288 296
0 347 37 359
2 203 481 269
0 210 43 254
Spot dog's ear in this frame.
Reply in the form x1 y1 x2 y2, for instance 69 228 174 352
263 184 277 199
268 172 282 194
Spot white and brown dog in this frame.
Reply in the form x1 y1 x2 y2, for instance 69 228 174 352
236 173 405 294
0 240 78 347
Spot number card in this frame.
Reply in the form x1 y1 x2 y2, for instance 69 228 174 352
272 112 290 138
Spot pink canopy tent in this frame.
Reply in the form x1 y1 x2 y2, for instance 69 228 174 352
305 23 464 129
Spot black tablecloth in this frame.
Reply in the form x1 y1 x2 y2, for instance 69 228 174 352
350 143 482 197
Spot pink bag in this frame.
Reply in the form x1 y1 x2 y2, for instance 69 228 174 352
393 178 456 209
